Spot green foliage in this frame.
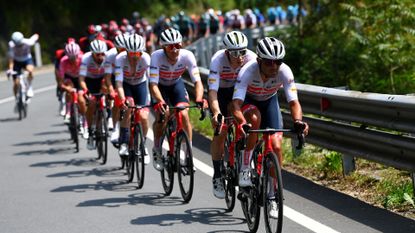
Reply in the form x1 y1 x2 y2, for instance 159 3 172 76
284 0 415 94
379 179 414 209
188 103 214 137
320 151 343 174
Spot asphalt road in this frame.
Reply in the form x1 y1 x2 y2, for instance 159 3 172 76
1 69 414 233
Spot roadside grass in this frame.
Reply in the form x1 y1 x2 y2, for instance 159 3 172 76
188 108 415 219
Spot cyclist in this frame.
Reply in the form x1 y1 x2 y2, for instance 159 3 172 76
7 31 39 100
104 33 128 144
58 42 84 125
208 31 257 199
149 28 207 171
113 34 151 163
232 37 309 216
79 40 108 149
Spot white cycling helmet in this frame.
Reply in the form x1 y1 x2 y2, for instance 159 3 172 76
160 28 182 45
223 31 248 50
125 34 145 52
256 37 285 60
114 33 128 49
90 39 107 53
11 31 24 45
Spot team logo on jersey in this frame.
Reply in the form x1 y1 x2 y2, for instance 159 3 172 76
208 78 216 84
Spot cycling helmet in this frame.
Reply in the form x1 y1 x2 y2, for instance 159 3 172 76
11 31 24 45
223 31 248 50
114 33 128 49
65 42 80 57
160 28 182 45
256 37 285 60
125 34 145 52
90 39 108 53
87 24 96 35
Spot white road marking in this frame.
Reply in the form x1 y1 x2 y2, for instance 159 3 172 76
0 85 55 105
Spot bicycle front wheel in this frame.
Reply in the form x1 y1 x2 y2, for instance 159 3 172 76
134 124 145 189
263 152 284 233
176 131 194 203
96 110 108 164
72 104 80 153
223 127 236 212
160 128 174 195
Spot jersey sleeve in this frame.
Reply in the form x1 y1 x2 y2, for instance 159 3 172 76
114 55 123 83
208 56 220 91
149 54 160 84
79 55 88 77
7 41 14 59
232 63 252 101
104 60 113 74
58 57 66 78
185 51 201 83
143 53 151 79
281 65 298 102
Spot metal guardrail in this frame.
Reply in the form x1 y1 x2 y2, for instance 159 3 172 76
182 27 415 179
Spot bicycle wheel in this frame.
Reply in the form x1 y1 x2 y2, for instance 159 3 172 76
240 152 260 233
263 153 284 233
134 124 145 189
72 104 80 152
126 149 135 183
17 88 23 121
176 131 194 203
223 127 236 212
160 128 174 195
96 110 108 164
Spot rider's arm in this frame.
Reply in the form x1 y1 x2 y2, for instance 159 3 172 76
78 56 88 92
231 62 252 124
113 57 124 100
149 82 164 103
184 51 204 102
207 57 221 117
149 54 164 103
25 34 39 46
232 99 246 124
104 59 115 94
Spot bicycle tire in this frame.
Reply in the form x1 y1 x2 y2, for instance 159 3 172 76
96 110 108 164
240 151 260 233
176 130 194 203
263 153 284 233
17 89 23 121
126 150 135 183
160 128 174 196
224 127 236 212
72 105 80 152
135 124 145 189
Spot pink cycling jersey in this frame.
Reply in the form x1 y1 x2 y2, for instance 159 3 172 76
149 49 200 86
58 53 83 78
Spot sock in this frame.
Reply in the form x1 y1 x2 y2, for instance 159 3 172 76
213 160 223 178
119 127 129 144
241 149 253 170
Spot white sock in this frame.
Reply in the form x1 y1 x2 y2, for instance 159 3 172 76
241 149 253 170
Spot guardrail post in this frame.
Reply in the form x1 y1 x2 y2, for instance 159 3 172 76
411 172 415 197
34 42 42 67
342 154 356 175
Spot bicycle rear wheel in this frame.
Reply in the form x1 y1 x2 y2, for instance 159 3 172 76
96 110 108 164
160 128 174 196
223 127 236 212
176 131 194 203
263 152 284 233
135 124 145 189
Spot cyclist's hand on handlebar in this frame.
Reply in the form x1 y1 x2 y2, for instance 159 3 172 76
120 98 128 110
154 101 167 114
196 98 208 109
109 90 117 100
237 123 252 137
212 113 224 128
294 120 309 136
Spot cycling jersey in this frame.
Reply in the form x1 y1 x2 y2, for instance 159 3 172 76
114 51 150 86
233 60 298 102
208 49 257 91
79 52 107 79
8 34 39 62
149 49 200 86
104 47 118 73
58 53 83 78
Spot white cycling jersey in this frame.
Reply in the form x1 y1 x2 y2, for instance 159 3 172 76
149 49 200 86
114 51 150 85
79 52 107 79
8 34 39 62
103 47 118 74
208 49 256 91
233 60 298 102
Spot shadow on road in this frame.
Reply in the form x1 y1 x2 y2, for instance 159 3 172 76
13 138 71 147
282 170 415 233
30 158 101 168
33 130 68 136
14 147 75 156
0 117 20 122
47 166 124 179
130 207 245 228
51 179 137 193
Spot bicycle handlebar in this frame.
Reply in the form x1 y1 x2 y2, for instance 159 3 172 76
238 127 306 150
158 104 206 123
214 113 223 136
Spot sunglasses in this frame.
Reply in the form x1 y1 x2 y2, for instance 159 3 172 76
260 58 283 66
128 51 142 57
228 49 247 58
165 43 182 50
